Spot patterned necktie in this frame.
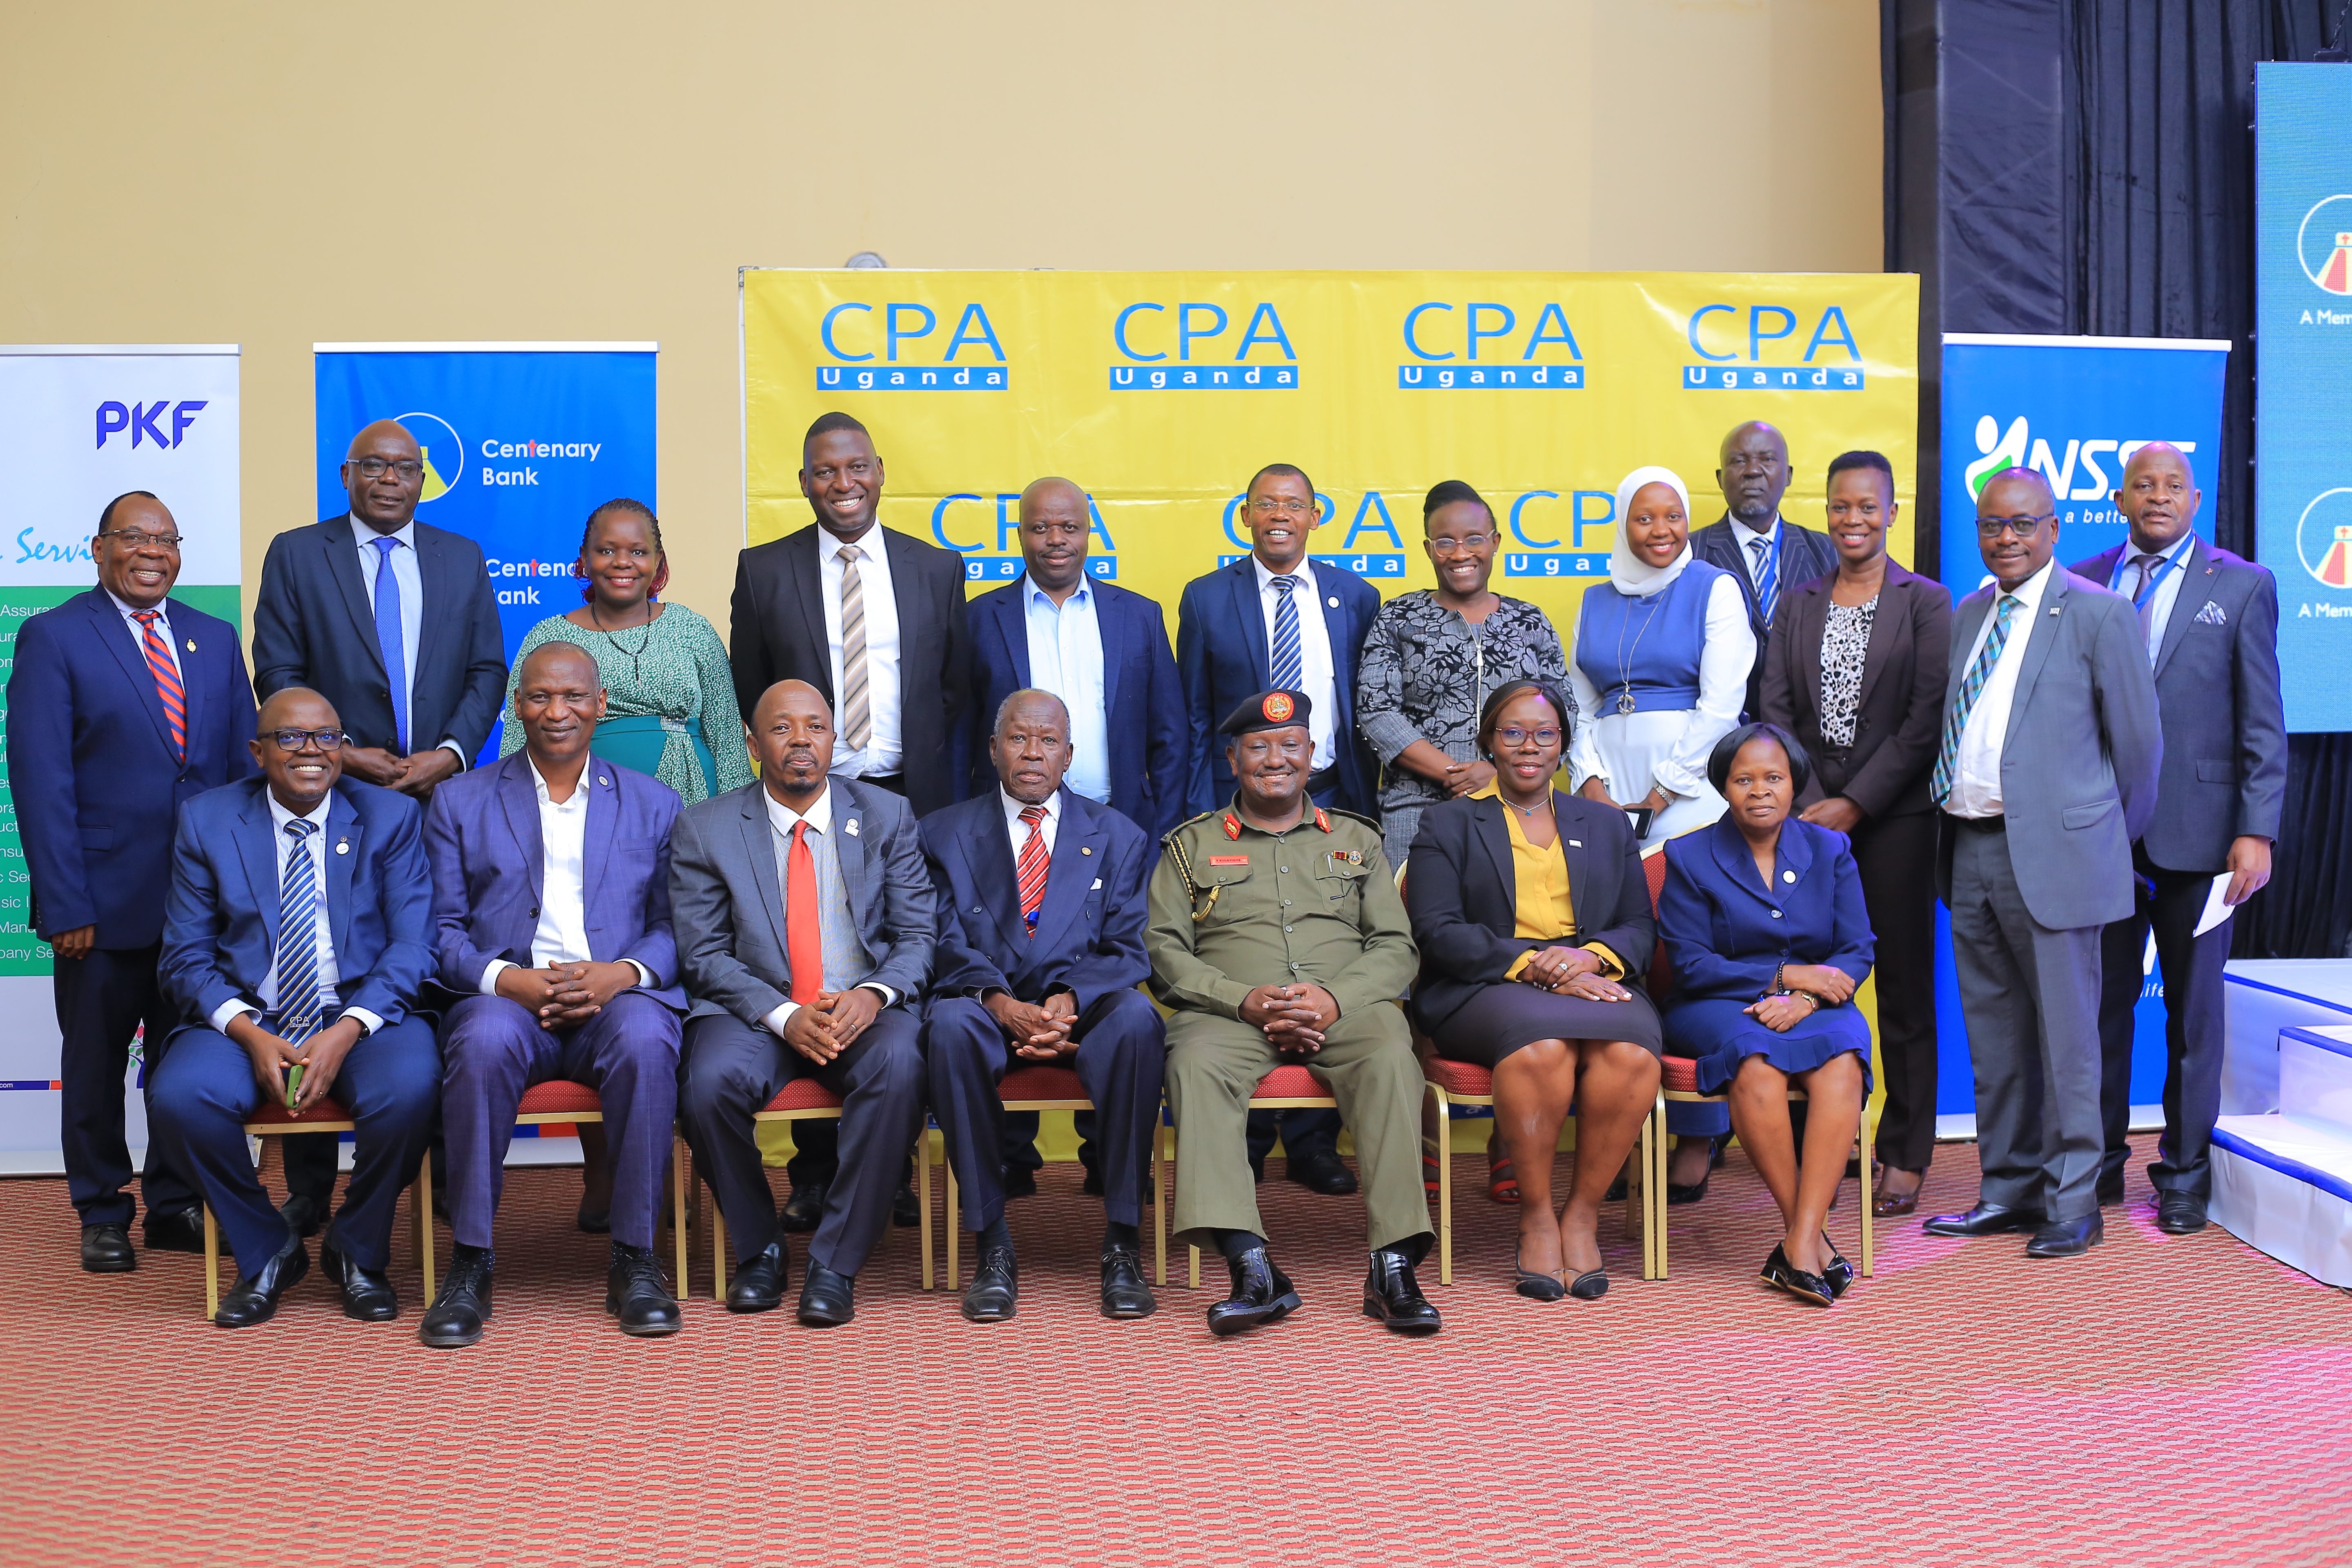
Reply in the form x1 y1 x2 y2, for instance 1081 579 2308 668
1268 574 1304 693
273 818 324 1040
131 610 186 764
370 537 409 753
1016 804 1050 938
1750 532 1780 628
837 545 871 750
2129 552 2163 649
786 820 822 1004
1929 593 2022 806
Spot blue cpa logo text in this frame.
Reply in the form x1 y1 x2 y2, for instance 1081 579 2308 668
1398 303 1585 391
95 400 207 448
818 302 1009 391
1682 304 1864 391
1110 302 1298 390
933 491 1118 580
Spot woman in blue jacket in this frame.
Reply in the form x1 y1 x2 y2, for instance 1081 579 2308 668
1659 723 1874 1307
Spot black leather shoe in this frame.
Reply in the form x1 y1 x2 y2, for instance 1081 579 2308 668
1000 1165 1039 1201
215 1241 310 1328
606 1243 682 1336
960 1245 1018 1323
2025 1213 2105 1258
80 1223 136 1273
1099 1245 1156 1319
1666 1174 1710 1207
278 1190 330 1238
142 1205 206 1255
320 1244 399 1321
1761 1243 1835 1307
1206 1246 1301 1336
2156 1193 2209 1234
419 1245 493 1348
726 1241 791 1313
2096 1170 2126 1206
797 1260 856 1326
778 1182 828 1234
1921 1201 2046 1238
1821 1234 1855 1300
1288 1149 1360 1196
891 1176 920 1228
1361 1248 1443 1334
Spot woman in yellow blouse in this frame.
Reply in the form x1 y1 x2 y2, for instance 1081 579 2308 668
1404 681 1663 1299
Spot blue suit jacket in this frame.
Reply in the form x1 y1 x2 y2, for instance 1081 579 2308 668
158 777 435 1035
1175 557 1381 816
1659 815 1873 1006
918 787 1152 1018
6 589 257 947
961 578 1187 838
2070 535 2286 875
251 514 508 762
421 751 686 1011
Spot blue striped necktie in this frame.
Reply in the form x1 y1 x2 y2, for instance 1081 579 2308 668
1750 532 1780 628
1268 574 1303 692
1929 594 2022 806
273 818 325 1040
371 536 409 753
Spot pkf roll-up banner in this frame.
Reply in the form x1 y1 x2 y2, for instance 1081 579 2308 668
2256 61 2352 732
1934 331 2230 1130
313 343 658 760
0 345 241 1171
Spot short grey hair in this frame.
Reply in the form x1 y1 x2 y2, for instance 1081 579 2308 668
993 687 1071 737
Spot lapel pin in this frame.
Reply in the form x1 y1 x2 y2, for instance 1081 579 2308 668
1081 845 1092 855
844 819 859 837
185 639 197 652
1568 839 1582 848
1782 869 1796 883
335 839 350 855
1326 595 1340 609
598 775 610 786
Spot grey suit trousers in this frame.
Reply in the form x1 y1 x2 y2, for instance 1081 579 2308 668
1947 821 2107 1221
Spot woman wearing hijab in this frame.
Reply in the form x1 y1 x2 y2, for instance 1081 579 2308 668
1566 466 1757 1198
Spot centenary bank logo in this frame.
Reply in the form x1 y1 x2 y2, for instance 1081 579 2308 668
2296 196 2352 295
1961 414 2196 511
1109 301 1299 390
2294 488 2352 588
1681 303 1865 391
1396 301 1585 391
817 302 1009 391
394 412 464 501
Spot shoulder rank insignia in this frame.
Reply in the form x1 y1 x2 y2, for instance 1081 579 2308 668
1223 814 1242 840
1313 807 1331 832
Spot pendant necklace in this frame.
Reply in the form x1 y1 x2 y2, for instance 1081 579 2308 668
1613 583 1669 717
590 599 656 686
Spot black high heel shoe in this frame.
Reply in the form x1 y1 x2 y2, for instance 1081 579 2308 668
1568 1268 1608 1300
1761 1243 1835 1307
1820 1233 1855 1299
1512 1245 1566 1302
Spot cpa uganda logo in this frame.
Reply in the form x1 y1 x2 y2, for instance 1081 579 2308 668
2295 488 2352 588
394 411 464 501
2296 196 2352 294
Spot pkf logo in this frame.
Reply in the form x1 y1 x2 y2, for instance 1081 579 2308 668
2294 488 2352 588
95 400 206 449
395 412 464 501
2297 196 2352 295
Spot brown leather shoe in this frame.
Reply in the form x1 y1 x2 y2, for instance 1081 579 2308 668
1873 1187 1920 1218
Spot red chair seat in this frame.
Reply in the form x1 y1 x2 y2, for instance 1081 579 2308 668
1661 1055 1704 1094
761 1079 846 1113
518 1079 601 1115
999 1065 1087 1101
1422 1056 1494 1097
244 1100 351 1128
1252 1064 1327 1099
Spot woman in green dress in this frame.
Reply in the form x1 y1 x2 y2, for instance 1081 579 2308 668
501 498 752 804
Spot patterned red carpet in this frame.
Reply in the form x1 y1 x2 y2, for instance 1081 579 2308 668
9 1134 2349 1566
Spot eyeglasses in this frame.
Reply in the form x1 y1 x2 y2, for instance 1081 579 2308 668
352 457 425 481
98 528 182 550
267 728 345 752
1493 727 1562 748
1427 535 1492 556
1977 513 2054 539
1249 498 1316 517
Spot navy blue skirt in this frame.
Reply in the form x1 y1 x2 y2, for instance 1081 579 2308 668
1664 998 1874 1096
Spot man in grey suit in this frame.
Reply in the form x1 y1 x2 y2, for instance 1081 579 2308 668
673 679 935 1326
1924 467 2163 1258
2073 443 2284 1235
1689 419 1839 720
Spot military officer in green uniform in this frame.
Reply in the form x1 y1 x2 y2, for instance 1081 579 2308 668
1147 689 1440 1336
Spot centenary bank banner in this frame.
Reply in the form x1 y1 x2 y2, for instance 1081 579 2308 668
0 345 241 1168
741 270 1922 632
314 342 658 760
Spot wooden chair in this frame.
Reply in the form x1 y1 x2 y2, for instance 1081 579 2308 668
938 1063 1167 1290
199 1100 433 1319
1178 1062 1341 1287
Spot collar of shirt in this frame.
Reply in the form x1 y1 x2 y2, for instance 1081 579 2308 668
2123 529 2196 575
764 782 834 839
525 753 590 812
1000 786 1059 835
104 588 170 626
1024 573 1092 611
1997 556 2058 614
1732 514 1782 550
1251 555 1318 595
350 516 418 555
265 789 333 837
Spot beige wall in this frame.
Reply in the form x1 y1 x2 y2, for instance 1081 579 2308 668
0 0 1881 630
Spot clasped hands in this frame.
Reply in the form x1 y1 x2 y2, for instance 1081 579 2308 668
1517 945 1632 1002
229 1013 361 1114
986 989 1080 1061
339 744 461 797
780 985 884 1064
1746 963 1857 1032
1239 982 1339 1056
496 960 640 1030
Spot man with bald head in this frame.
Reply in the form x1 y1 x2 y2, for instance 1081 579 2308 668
2071 443 2284 1234
673 679 936 1327
1691 420 1838 719
1923 468 2161 1260
253 418 508 1225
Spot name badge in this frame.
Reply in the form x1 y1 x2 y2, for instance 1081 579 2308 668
1209 855 1250 866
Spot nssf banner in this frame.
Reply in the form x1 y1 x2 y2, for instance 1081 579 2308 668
314 342 658 759
740 270 1921 637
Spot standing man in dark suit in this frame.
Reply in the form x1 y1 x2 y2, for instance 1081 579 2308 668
417 642 689 1347
252 417 508 1227
1175 463 1381 1195
2072 443 2285 1234
1690 420 1838 720
922 689 1165 1323
672 679 936 1327
8 492 257 1271
1923 468 2162 1259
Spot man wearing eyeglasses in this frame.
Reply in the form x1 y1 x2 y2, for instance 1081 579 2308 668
252 418 508 1230
1923 467 2161 1261
7 492 258 1272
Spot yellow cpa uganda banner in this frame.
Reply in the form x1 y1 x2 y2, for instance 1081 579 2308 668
742 269 1919 631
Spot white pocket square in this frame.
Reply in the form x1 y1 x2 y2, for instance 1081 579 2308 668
2193 600 2227 626
1091 878 1103 890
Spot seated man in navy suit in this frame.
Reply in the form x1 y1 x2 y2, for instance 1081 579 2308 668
921 689 1164 1323
149 688 439 1328
418 642 688 1348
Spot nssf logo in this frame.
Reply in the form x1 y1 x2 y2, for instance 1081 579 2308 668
817 301 1009 392
1681 303 1864 391
95 400 207 449
1962 414 2195 514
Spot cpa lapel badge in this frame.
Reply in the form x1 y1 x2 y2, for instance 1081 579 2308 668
2193 599 2229 627
334 837 350 856
844 819 860 837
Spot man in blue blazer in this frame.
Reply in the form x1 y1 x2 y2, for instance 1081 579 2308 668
417 643 688 1348
1176 462 1379 1194
7 492 257 1271
2073 443 2286 1234
921 689 1163 1323
1690 420 1839 720
149 688 440 1327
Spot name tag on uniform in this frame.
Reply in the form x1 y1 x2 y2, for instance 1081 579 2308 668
1209 855 1250 866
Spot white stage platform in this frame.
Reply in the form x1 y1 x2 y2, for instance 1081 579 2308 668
2215 962 2352 1287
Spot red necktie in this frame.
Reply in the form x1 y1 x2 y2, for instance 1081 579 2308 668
786 820 822 1003
1016 805 1049 938
133 610 186 765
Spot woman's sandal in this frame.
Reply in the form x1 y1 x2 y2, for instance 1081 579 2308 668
1488 1142 1520 1205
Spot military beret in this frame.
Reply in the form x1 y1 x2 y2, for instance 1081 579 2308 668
1220 688 1312 736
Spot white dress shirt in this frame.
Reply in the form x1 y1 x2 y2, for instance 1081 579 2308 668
478 757 651 995
209 791 382 1037
1732 514 1783 593
103 588 181 681
1945 557 2058 818
819 528 905 779
2108 529 2196 665
1251 555 1336 772
758 784 896 1035
1020 575 1110 803
350 517 466 766
1001 785 1062 860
